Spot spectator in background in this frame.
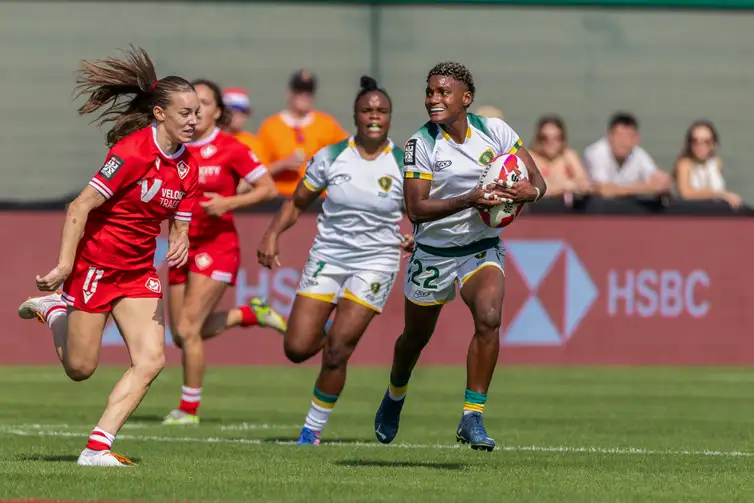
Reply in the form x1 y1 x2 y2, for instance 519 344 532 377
583 112 670 198
528 115 591 198
257 70 348 196
473 105 504 120
222 87 268 162
673 120 742 209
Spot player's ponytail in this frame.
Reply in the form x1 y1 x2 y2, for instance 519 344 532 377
353 75 392 112
74 45 194 147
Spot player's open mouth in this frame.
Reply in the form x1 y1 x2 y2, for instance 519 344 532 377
429 107 445 114
367 124 382 131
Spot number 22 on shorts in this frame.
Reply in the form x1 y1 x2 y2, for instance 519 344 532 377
408 258 439 290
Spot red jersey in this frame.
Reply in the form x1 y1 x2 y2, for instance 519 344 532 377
82 125 199 271
185 128 267 243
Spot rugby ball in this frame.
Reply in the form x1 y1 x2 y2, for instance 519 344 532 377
477 153 528 228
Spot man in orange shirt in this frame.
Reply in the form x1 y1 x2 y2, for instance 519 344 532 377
257 70 348 196
222 87 268 161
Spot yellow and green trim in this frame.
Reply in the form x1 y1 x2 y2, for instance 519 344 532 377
404 171 432 181
342 289 381 313
302 178 323 193
296 292 336 304
463 389 487 414
312 387 339 409
460 262 505 286
389 382 408 397
507 139 523 155
440 124 472 142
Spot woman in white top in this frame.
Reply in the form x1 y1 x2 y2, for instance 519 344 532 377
257 76 413 445
674 120 742 209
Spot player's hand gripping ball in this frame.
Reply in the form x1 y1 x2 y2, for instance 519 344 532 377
477 153 529 228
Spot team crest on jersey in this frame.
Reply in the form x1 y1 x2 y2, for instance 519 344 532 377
370 282 382 294
145 277 162 294
201 144 217 158
177 161 190 179
195 253 213 270
378 176 392 192
478 149 495 165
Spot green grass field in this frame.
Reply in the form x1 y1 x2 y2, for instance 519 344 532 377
2 365 754 502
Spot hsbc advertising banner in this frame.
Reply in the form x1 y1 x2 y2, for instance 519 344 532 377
0 213 750 365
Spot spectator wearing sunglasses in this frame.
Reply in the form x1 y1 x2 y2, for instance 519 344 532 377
673 120 742 209
528 115 591 199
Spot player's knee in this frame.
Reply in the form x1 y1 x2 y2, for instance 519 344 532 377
65 359 97 382
133 348 166 382
396 328 432 353
284 338 314 364
176 318 202 345
473 304 502 336
321 339 355 370
170 327 184 349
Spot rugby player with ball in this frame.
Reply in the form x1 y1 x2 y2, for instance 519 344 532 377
374 61 547 451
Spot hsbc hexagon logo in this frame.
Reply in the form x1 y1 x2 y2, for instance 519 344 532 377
502 239 598 346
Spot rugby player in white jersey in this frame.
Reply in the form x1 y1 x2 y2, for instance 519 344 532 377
257 76 414 445
374 62 547 451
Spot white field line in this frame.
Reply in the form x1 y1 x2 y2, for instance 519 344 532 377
1 425 754 457
0 422 300 431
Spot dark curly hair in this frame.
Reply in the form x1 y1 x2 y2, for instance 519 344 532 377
426 61 476 108
353 75 391 112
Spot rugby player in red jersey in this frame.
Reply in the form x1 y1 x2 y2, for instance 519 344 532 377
163 79 286 425
17 47 199 466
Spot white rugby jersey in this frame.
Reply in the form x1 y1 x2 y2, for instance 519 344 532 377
403 113 522 251
303 137 405 272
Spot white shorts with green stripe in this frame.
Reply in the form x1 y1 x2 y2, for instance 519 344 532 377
403 239 505 306
296 256 397 313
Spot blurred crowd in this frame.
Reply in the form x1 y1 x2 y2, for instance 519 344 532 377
223 69 743 210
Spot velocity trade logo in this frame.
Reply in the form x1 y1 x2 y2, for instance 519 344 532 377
502 239 598 346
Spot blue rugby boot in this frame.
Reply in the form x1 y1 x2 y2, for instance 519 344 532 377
374 390 405 444
296 427 320 445
456 412 495 451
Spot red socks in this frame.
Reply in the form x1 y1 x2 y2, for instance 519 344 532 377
179 386 201 415
239 306 258 327
86 426 114 451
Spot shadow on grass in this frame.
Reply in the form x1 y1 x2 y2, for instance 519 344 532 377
337 459 465 470
262 436 372 445
19 454 143 464
127 414 222 424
